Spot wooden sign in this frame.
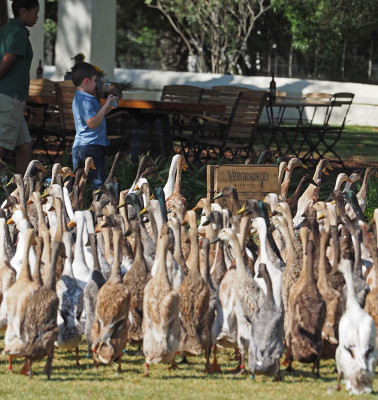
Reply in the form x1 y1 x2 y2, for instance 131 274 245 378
207 164 279 212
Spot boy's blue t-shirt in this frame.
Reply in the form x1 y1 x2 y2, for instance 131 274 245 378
72 90 110 148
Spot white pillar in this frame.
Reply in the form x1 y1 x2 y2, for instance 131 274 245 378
54 0 116 80
7 0 45 79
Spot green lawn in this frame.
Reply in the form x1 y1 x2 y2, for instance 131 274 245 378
254 125 378 165
0 338 376 400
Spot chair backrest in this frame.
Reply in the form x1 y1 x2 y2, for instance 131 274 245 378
27 79 59 128
161 85 203 103
203 85 253 119
327 92 354 128
55 81 76 131
301 92 333 126
226 90 268 140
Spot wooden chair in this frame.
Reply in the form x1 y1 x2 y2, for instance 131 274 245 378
301 92 333 127
161 84 204 145
54 81 77 158
183 90 268 162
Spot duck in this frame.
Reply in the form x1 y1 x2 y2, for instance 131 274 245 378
0 218 16 328
3 229 41 372
55 231 84 364
251 217 283 309
177 210 211 370
215 228 264 373
21 240 64 378
165 155 187 214
164 154 185 199
123 219 151 343
293 159 331 228
68 211 91 289
280 158 308 200
316 229 341 358
83 233 106 355
286 234 326 375
333 172 353 191
284 175 318 217
349 167 376 216
248 263 284 381
335 258 377 395
142 224 181 377
91 228 130 371
271 215 300 337
213 186 241 215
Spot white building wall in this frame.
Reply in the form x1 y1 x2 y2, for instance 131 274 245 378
54 0 115 79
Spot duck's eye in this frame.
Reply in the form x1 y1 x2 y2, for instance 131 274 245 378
345 346 354 358
365 346 373 359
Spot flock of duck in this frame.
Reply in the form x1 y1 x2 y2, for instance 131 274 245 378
0 152 377 395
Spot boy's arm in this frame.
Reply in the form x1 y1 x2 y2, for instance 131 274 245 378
0 54 18 79
86 94 115 130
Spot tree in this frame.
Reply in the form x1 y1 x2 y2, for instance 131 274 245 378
273 0 378 78
145 0 272 74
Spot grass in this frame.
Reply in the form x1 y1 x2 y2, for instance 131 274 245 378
0 336 376 400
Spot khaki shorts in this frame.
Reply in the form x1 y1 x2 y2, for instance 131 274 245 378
0 93 32 151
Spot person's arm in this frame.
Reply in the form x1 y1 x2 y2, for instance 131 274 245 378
86 94 115 130
0 53 18 79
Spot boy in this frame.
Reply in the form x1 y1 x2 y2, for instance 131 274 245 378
71 61 117 190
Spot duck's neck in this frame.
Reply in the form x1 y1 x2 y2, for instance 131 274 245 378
351 229 363 279
74 213 86 263
19 229 34 282
186 227 200 275
62 232 74 277
54 198 64 242
329 225 340 272
89 233 101 272
109 229 122 282
155 232 171 288
230 234 248 279
45 241 60 290
32 236 43 286
318 231 329 286
357 168 373 201
0 219 9 263
342 260 359 310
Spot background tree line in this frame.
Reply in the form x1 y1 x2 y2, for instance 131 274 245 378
2 0 378 83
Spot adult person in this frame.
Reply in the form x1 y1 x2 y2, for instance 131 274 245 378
0 0 40 174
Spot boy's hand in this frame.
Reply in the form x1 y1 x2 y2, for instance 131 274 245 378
105 94 119 109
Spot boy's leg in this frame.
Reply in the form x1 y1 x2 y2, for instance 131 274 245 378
88 146 106 190
73 145 106 190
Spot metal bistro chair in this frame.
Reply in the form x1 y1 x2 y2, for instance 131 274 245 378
317 92 355 166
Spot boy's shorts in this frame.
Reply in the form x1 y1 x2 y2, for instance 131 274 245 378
0 93 32 150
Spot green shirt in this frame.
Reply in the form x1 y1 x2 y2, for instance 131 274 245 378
0 19 33 101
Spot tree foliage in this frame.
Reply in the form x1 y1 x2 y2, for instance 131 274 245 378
145 0 272 74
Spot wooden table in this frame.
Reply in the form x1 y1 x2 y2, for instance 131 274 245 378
27 95 226 161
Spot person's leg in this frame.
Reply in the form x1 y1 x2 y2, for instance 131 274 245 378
87 146 106 190
15 142 33 175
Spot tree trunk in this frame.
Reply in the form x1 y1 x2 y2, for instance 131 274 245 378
368 39 373 81
341 40 347 80
0 0 8 27
288 43 293 78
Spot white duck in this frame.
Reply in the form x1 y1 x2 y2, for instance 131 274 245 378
336 258 377 395
252 217 283 309
68 211 91 289
9 209 36 278
55 231 84 363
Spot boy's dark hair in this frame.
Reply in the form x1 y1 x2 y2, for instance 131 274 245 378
11 0 39 16
71 61 97 87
